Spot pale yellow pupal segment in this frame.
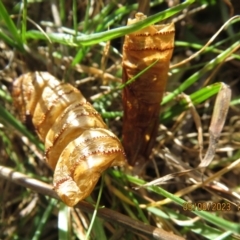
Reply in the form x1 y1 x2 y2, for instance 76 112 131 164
12 72 58 124
53 129 126 207
32 78 87 141
12 72 87 141
44 102 107 169
12 72 127 207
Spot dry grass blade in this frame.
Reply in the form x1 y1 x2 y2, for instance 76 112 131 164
199 83 232 170
134 168 195 189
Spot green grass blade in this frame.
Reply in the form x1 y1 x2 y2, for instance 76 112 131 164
231 97 240 106
26 0 195 47
32 198 57 240
21 0 27 43
0 29 22 50
176 38 240 60
75 0 195 45
0 1 23 50
101 111 123 119
0 105 43 151
58 203 71 240
119 172 240 235
162 41 240 105
147 207 233 240
89 2 116 32
161 82 222 123
86 175 105 240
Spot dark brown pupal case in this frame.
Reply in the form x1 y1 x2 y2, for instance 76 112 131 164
122 13 175 167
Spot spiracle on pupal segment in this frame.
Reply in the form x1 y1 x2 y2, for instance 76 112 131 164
12 71 126 207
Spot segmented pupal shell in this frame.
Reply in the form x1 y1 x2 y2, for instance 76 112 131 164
122 13 175 166
12 72 126 207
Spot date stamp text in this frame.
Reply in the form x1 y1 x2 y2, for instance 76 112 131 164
183 202 240 211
